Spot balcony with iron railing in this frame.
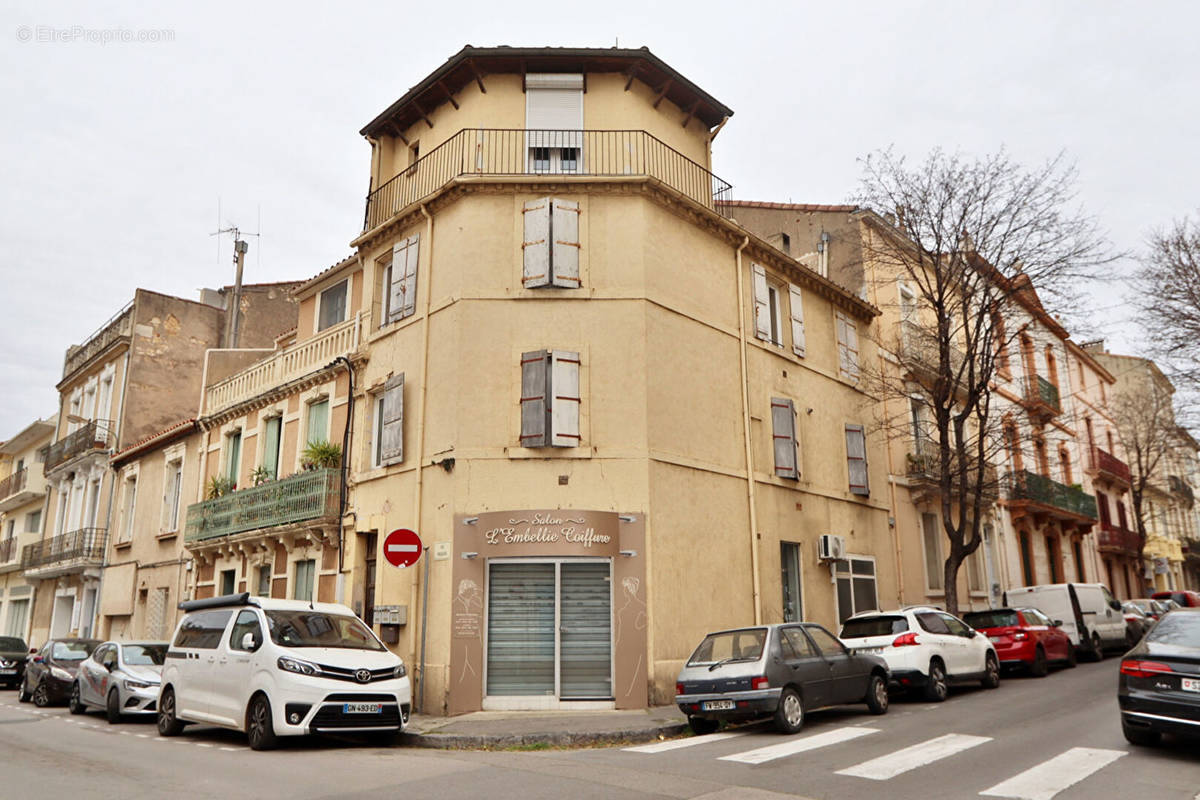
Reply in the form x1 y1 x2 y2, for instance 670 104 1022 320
1096 521 1140 555
1169 475 1195 507
900 321 968 396
185 468 342 543
0 536 20 569
905 450 999 502
203 313 363 417
62 302 134 380
0 467 36 513
1006 469 1098 524
20 528 107 578
1087 447 1132 487
40 420 114 474
362 128 734 233
1021 375 1061 420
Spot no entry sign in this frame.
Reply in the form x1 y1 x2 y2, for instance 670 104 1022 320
384 528 423 568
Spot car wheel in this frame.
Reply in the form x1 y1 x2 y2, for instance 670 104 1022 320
687 715 720 735
1030 646 1048 678
1091 633 1105 662
865 673 889 715
981 653 1001 689
1064 642 1077 668
69 682 87 715
246 694 278 751
18 677 31 703
924 661 948 702
32 681 50 707
157 688 185 736
1121 720 1161 747
106 688 124 724
773 687 805 734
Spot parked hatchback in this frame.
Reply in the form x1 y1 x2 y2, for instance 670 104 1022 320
962 607 1075 676
70 641 168 722
158 593 411 750
19 639 100 706
0 636 29 689
1151 590 1200 609
1118 610 1200 746
839 607 1000 701
675 623 889 734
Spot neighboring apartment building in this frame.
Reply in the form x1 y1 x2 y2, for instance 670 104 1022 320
0 418 55 641
27 285 297 644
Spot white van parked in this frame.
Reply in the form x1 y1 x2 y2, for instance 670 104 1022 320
158 593 411 750
1004 583 1127 660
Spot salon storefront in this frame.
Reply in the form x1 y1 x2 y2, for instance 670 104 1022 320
448 509 646 714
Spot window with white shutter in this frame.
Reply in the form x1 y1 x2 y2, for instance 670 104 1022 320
523 198 582 289
526 74 583 173
771 397 799 480
788 283 806 357
379 374 404 466
386 235 420 325
836 311 860 381
520 350 581 449
752 264 771 341
845 424 869 496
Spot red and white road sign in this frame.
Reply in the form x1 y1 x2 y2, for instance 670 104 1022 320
383 528 423 568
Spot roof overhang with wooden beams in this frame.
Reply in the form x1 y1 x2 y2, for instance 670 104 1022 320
359 45 734 140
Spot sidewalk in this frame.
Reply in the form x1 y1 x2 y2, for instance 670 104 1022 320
400 705 689 749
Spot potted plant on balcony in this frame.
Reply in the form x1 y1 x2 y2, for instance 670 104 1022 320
206 475 235 499
301 440 342 471
250 466 274 487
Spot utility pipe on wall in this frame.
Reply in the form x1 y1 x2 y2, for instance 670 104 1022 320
411 203 436 712
734 236 763 625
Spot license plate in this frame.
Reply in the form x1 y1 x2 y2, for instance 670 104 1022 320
858 647 883 654
701 700 735 711
0 669 15 675
1182 678 1200 693
988 636 1003 643
343 703 383 714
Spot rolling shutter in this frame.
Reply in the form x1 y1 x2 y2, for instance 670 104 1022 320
550 350 581 447
522 199 551 288
846 424 869 495
551 199 581 288
771 397 799 480
752 264 771 340
486 562 556 696
520 350 550 447
380 373 404 465
525 74 583 148
788 284 806 357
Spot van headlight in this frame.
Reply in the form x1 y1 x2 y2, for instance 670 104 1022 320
124 679 155 691
277 656 323 676
50 667 73 681
393 662 407 679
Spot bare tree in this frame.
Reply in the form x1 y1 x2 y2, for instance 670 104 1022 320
1137 215 1200 400
855 148 1113 615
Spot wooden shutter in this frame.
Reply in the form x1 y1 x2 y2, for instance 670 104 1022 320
401 235 420 319
522 198 551 288
551 199 581 288
520 350 550 447
380 374 404 465
752 264 771 340
837 311 860 381
846 424 869 495
771 397 799 480
550 350 581 447
388 236 419 323
788 283 806 357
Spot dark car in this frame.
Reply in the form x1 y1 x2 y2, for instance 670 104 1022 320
675 623 889 735
19 638 100 706
0 636 30 688
1119 610 1200 746
962 607 1075 676
1151 590 1200 608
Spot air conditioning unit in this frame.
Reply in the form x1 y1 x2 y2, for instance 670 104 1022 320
817 534 846 562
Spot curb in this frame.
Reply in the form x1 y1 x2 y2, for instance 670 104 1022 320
399 721 689 750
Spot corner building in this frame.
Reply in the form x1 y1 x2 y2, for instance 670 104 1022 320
334 47 894 714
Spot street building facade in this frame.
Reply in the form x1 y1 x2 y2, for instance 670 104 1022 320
0 418 55 641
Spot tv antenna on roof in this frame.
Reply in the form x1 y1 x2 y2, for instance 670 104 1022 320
210 204 261 349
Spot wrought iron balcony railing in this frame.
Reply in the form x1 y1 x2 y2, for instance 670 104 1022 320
363 128 735 232
185 468 342 543
20 528 107 571
1022 375 1061 417
905 451 999 501
1097 521 1140 554
1007 469 1098 521
0 536 19 564
40 420 113 474
1169 475 1195 506
1088 447 1131 485
63 302 134 380
0 467 27 501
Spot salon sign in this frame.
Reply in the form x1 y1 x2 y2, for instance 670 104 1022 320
485 513 612 548
464 510 623 557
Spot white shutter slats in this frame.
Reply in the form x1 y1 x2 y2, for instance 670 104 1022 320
551 199 581 288
837 311 860 381
752 264 771 341
771 397 799 480
520 350 550 447
846 424 869 495
550 350 581 447
522 198 552 288
788 283 806 357
380 373 405 465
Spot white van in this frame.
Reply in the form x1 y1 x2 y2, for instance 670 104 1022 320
1004 583 1126 659
158 593 411 750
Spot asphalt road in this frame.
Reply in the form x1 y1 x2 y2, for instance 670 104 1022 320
1 660 1197 799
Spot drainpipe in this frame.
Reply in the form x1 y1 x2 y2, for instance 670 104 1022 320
412 203 435 712
734 236 762 625
328 356 355 598
92 348 132 638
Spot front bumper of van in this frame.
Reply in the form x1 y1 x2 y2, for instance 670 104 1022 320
270 673 413 736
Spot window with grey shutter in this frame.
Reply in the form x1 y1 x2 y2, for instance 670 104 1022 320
380 373 404 465
788 283 806 357
836 311 860 381
520 350 550 447
752 264 771 340
523 197 582 289
771 397 799 480
388 235 420 324
551 200 581 287
523 199 552 288
521 349 582 448
846 424 869 495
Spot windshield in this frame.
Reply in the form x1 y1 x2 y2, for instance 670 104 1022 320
265 610 384 651
687 629 766 665
1146 613 1200 646
963 610 1019 629
123 644 167 666
841 616 908 638
51 641 96 661
0 637 25 651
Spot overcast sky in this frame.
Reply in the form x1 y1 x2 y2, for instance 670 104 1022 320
2 0 1196 435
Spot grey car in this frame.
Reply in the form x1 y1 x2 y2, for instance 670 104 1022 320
675 623 890 735
69 640 167 723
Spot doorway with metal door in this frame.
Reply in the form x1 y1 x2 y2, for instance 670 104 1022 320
484 558 613 708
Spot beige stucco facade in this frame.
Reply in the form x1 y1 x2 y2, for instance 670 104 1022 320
0 418 55 642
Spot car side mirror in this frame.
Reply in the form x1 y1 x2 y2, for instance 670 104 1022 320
966 629 977 639
1109 600 1122 611
32 656 43 663
29 647 37 654
105 662 116 672
241 632 260 651
1053 619 1063 627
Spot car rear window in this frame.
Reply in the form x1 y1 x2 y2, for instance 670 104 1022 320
1146 613 1200 645
963 610 1018 629
687 629 767 665
840 616 908 638
0 637 25 651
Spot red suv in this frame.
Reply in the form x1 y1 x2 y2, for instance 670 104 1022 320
1151 590 1200 608
963 607 1075 676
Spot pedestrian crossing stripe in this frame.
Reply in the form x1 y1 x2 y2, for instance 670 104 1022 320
623 731 748 753
718 726 880 765
980 747 1126 800
836 733 992 780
